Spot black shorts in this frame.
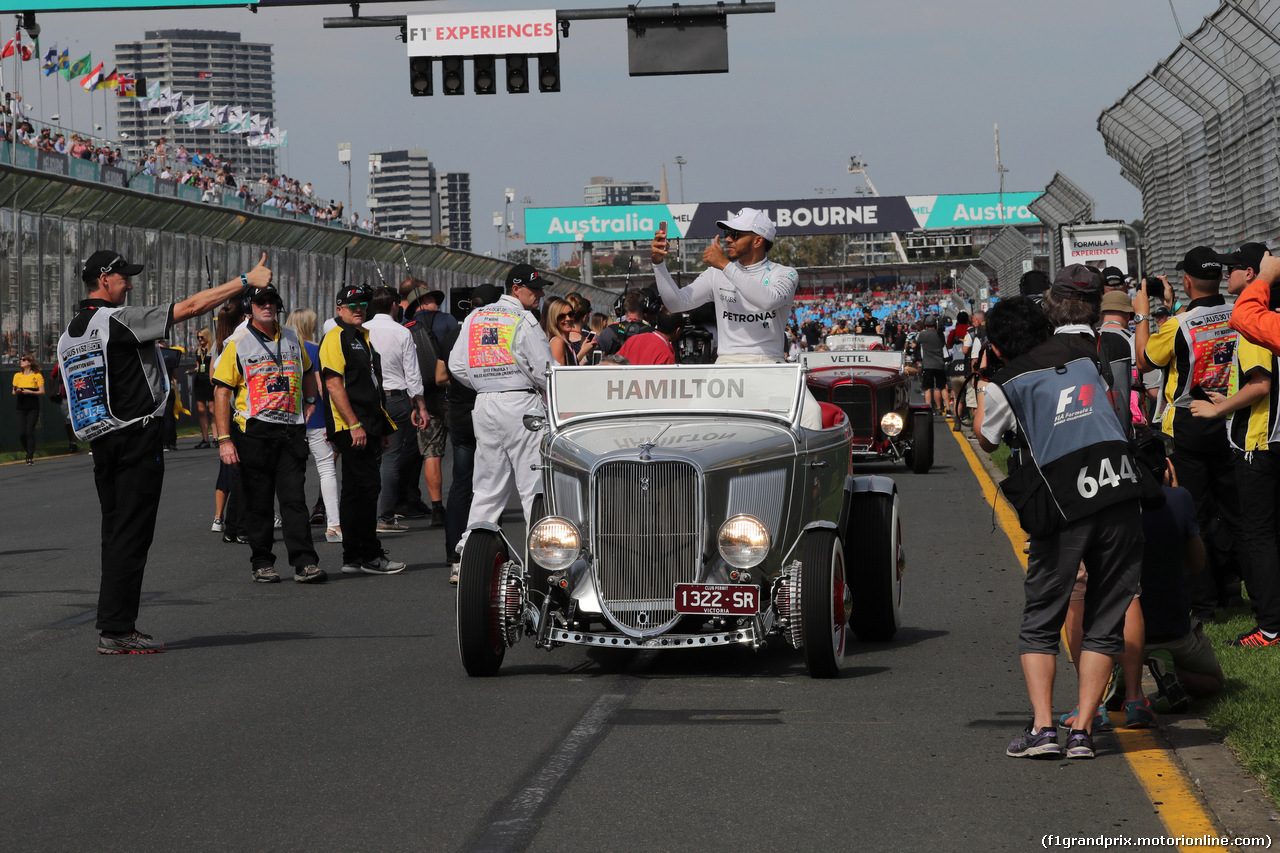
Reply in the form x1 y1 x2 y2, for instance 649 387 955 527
921 368 948 391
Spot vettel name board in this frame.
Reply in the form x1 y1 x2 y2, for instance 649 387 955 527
406 9 558 57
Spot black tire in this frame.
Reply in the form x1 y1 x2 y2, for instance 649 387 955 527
800 528 850 679
527 493 549 590
846 491 902 641
910 412 934 473
457 530 509 677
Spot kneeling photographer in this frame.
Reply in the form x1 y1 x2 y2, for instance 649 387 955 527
974 282 1144 761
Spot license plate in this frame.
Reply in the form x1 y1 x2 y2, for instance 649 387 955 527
673 583 759 615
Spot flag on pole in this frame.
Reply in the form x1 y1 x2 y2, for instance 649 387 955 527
64 52 90 81
118 75 139 97
41 43 58 74
2 33 34 61
55 48 69 75
81 61 105 91
100 68 120 90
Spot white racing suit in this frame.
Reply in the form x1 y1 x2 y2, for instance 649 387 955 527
448 294 554 556
653 259 822 429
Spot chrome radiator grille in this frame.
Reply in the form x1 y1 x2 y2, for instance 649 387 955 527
592 460 700 634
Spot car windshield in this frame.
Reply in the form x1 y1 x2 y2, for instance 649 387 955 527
802 351 905 371
549 364 804 427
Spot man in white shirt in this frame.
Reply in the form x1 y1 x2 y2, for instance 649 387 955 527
650 207 822 428
365 286 428 532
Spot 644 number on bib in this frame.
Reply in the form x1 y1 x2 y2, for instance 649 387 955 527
1077 456 1138 499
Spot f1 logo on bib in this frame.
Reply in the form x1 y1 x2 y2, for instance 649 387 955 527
1055 384 1097 425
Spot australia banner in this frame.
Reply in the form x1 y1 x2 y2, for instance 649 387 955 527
524 191 1042 244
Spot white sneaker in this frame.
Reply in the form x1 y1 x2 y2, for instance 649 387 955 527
211 517 224 533
325 526 343 543
361 554 407 575
341 561 363 574
449 563 460 585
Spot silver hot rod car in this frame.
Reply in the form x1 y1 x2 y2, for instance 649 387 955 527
455 363 905 679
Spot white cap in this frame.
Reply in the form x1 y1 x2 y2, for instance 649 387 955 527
716 207 777 243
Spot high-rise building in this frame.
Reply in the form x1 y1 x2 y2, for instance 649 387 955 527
114 30 277 177
584 176 660 206
367 149 471 250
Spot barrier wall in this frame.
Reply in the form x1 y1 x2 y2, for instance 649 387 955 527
0 157 611 450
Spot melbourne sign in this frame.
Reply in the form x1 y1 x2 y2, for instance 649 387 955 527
525 192 1042 244
406 10 558 57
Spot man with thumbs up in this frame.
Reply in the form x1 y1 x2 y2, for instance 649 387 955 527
650 208 821 428
58 250 276 655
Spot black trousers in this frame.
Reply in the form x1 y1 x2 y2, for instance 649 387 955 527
1234 449 1280 633
91 417 165 634
163 389 177 448
16 407 38 458
333 432 383 565
445 407 476 562
377 392 413 519
233 422 317 570
1173 444 1243 616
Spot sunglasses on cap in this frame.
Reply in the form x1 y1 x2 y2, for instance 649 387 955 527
99 254 130 276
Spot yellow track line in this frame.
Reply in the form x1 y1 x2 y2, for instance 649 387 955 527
948 422 1225 850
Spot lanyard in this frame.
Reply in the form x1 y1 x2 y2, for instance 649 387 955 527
248 324 284 369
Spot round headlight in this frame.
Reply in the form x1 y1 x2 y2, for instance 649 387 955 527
717 514 771 569
529 517 582 570
880 412 904 437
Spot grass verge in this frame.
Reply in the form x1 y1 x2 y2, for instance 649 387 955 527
0 425 206 464
1200 608 1280 806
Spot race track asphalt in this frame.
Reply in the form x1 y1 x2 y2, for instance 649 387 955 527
0 425 1203 852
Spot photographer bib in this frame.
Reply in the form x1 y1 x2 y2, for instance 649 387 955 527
56 307 169 440
237 326 305 425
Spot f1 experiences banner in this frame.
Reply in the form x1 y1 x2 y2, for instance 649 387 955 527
524 192 1041 244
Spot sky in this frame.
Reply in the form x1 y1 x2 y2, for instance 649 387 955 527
7 0 1223 256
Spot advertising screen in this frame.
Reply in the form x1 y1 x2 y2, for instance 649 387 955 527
524 192 1042 244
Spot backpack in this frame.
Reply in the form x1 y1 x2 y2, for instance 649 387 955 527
407 310 445 400
603 319 649 355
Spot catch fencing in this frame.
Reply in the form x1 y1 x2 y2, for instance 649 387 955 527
1097 0 1280 274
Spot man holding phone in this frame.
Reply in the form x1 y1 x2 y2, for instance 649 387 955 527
1136 247 1243 620
650 209 821 428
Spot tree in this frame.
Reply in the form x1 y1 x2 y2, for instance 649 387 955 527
505 248 550 268
768 235 843 267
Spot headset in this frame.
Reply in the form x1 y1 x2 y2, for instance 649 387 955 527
612 287 663 319
242 284 285 316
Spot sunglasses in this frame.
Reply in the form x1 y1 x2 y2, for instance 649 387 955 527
724 229 754 241
342 301 369 310
99 255 128 275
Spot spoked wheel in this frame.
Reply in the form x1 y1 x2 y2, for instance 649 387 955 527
910 412 934 473
457 530 510 677
801 528 850 679
847 489 903 641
